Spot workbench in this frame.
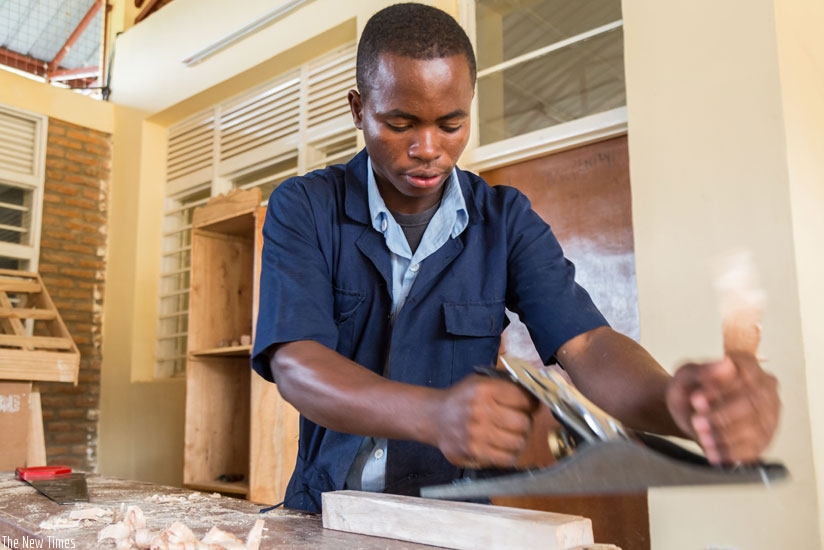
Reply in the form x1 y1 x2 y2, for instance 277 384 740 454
0 473 434 549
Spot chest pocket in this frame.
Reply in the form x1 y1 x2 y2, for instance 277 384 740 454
333 287 366 358
443 301 506 380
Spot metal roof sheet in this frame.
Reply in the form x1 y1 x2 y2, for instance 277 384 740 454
0 0 102 86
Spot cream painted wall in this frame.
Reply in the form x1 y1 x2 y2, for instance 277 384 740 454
0 70 113 133
623 0 820 548
97 105 185 486
775 0 824 547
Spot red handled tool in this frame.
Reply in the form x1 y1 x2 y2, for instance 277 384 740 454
15 465 89 504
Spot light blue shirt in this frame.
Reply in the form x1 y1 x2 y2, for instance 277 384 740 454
347 157 469 492
367 157 469 321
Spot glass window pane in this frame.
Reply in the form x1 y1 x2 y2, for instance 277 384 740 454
478 27 624 145
0 183 32 246
0 257 27 271
476 0 622 71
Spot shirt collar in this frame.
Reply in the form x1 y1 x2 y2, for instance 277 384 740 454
366 156 468 239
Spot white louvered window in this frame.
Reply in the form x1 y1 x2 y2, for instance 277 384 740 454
473 0 625 145
155 185 211 379
0 104 47 272
156 43 358 377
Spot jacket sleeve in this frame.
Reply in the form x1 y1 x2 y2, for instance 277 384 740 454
501 187 608 365
251 177 338 382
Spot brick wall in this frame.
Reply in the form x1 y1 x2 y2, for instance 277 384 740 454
37 118 110 471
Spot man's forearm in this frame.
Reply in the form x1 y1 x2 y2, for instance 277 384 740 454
556 326 686 437
271 340 442 444
271 340 541 468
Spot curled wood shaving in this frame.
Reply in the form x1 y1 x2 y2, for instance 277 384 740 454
97 506 265 550
714 250 765 356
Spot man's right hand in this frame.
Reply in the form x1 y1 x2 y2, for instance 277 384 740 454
433 374 538 469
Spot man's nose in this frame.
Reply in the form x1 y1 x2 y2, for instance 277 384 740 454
408 128 440 161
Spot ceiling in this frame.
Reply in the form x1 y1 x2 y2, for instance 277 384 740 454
0 0 104 90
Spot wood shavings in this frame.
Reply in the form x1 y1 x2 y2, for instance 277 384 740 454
97 505 266 550
201 526 244 547
38 516 81 530
244 520 264 550
40 506 114 530
69 506 113 521
98 521 131 543
714 250 766 355
144 492 216 504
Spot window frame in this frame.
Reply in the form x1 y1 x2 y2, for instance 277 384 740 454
459 0 628 172
0 103 48 273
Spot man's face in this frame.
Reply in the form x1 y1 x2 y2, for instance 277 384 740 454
349 53 474 214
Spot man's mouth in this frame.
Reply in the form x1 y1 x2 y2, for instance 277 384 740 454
406 172 443 188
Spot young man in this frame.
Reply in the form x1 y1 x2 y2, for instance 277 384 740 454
252 3 780 513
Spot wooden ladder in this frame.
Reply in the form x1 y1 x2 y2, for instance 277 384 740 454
0 269 80 383
0 269 80 469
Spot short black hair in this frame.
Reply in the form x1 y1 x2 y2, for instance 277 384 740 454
356 3 477 99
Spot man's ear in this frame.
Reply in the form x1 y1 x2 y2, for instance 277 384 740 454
348 89 364 130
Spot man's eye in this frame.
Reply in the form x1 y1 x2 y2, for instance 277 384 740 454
441 125 462 134
386 122 410 132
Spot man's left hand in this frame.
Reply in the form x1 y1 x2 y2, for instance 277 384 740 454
666 353 780 465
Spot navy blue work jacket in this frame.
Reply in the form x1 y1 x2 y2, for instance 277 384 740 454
252 149 607 512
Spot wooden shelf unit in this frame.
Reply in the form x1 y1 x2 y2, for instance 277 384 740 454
183 189 299 505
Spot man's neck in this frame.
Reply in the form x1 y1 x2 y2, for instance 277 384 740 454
375 177 446 215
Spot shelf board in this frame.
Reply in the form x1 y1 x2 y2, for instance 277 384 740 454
190 345 252 358
197 211 255 237
184 480 249 496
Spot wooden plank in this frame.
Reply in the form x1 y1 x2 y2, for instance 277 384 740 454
0 294 26 336
30 274 76 342
322 491 594 550
0 334 73 350
251 205 266 339
249 373 299 505
0 382 31 470
26 388 46 466
0 280 40 294
190 344 252 357
249 204 300 505
0 268 38 279
0 307 57 320
0 349 79 382
183 480 249 496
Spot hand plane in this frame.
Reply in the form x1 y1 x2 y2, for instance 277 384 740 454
420 356 788 500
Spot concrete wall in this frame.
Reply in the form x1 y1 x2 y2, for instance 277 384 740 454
774 0 824 547
623 0 820 547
